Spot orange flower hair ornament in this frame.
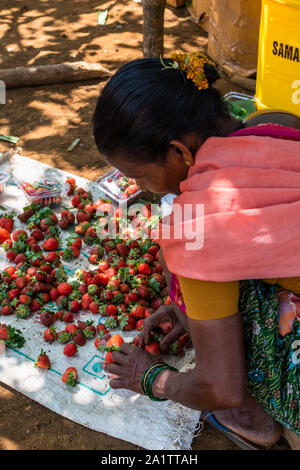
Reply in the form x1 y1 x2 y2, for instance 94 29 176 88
160 52 215 91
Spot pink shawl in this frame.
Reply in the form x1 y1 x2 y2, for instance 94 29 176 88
159 124 300 282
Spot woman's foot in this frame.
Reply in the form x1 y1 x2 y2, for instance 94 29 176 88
213 393 281 448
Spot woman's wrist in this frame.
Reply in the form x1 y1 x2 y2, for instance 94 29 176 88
151 368 178 400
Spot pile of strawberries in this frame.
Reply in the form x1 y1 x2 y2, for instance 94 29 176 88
0 176 190 387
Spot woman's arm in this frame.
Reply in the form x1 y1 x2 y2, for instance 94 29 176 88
159 249 190 334
108 311 247 411
154 312 247 410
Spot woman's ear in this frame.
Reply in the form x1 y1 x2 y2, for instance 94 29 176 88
169 139 194 166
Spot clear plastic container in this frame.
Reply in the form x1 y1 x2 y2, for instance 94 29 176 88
16 176 65 207
96 169 142 205
0 172 10 195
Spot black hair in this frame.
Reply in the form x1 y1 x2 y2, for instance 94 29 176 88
93 57 230 164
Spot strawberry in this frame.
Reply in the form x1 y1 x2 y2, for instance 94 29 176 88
136 319 144 331
89 302 99 314
145 343 160 355
83 324 96 338
69 300 81 313
57 282 72 296
58 218 69 230
62 246 80 260
106 334 124 350
63 343 77 357
19 294 31 305
2 305 12 315
104 351 113 368
116 243 130 258
73 331 86 346
62 312 74 323
62 367 78 387
106 304 117 317
94 336 106 352
71 194 81 207
65 323 78 335
31 229 44 240
169 340 183 355
40 311 55 327
76 211 90 224
81 293 93 310
6 250 17 262
12 230 27 242
30 299 42 313
44 252 60 264
42 237 59 251
43 326 57 343
57 331 71 344
137 263 151 275
118 313 136 331
131 305 145 318
97 324 108 336
35 349 51 369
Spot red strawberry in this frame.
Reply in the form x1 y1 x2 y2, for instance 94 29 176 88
65 323 78 335
57 283 72 296
136 319 144 331
30 299 42 313
89 302 99 314
71 195 81 207
42 237 59 251
0 326 9 340
44 252 60 264
31 229 44 240
40 311 55 327
63 312 74 323
106 304 117 317
57 330 71 343
137 263 151 275
73 331 86 346
81 293 93 310
131 305 145 318
35 350 51 369
63 343 77 357
62 367 78 386
58 219 69 230
6 250 16 262
145 343 160 355
69 300 81 313
2 305 12 315
43 326 57 343
19 294 31 305
12 230 27 242
118 314 136 331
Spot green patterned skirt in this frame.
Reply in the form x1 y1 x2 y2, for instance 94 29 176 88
239 280 300 434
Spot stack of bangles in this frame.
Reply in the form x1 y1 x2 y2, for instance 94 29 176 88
141 362 178 402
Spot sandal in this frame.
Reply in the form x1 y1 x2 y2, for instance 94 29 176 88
202 411 263 450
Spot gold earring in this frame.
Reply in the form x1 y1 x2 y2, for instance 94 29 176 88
185 160 191 167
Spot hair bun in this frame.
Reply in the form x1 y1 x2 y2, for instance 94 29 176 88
204 62 220 86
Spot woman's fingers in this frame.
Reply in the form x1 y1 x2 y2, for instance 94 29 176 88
110 377 128 389
142 307 176 345
160 323 186 348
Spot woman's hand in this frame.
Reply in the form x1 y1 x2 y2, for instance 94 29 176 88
106 343 162 394
139 305 187 351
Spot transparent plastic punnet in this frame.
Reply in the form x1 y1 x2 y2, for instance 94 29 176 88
16 170 66 207
0 172 11 195
96 169 142 205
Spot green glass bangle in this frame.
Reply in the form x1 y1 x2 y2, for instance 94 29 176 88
142 363 179 402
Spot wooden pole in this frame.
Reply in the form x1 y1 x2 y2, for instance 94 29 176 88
142 0 166 58
0 62 112 89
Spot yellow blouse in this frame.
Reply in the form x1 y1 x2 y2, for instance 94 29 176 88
177 276 300 321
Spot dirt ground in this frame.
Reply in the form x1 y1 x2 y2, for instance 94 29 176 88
0 0 291 451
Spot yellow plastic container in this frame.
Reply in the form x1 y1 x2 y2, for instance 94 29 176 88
255 0 300 117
